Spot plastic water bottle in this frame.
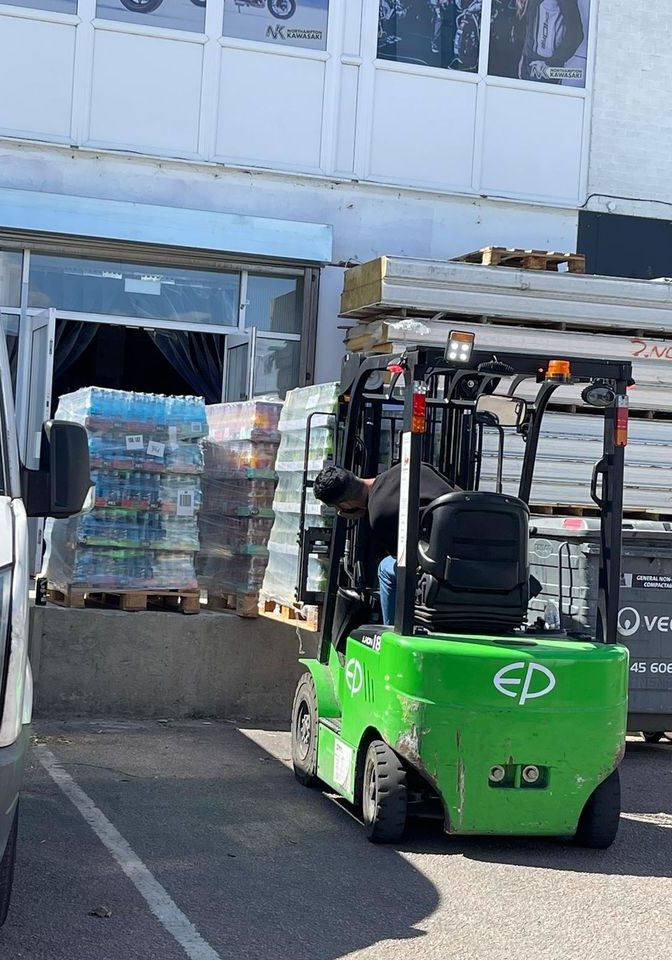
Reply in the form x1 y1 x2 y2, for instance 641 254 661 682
544 600 561 631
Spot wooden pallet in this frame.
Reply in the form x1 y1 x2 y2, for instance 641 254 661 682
204 591 259 618
47 586 201 615
453 247 586 273
259 599 321 633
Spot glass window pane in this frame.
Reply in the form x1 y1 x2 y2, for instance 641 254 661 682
489 0 589 87
1 314 19 398
253 337 300 400
378 1 481 73
246 274 303 334
0 0 75 11
28 255 240 328
223 0 328 50
0 252 23 308
96 0 206 34
225 342 250 403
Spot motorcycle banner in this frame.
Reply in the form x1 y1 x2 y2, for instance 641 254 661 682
97 0 205 33
488 0 590 88
223 0 329 50
377 1 482 74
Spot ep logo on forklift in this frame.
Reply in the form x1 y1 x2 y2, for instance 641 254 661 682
345 658 363 696
493 662 556 705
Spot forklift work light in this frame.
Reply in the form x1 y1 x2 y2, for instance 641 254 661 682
581 382 616 408
447 330 475 364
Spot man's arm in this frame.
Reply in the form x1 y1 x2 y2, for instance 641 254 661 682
546 0 584 66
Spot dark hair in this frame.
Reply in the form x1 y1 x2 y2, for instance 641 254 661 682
313 467 360 506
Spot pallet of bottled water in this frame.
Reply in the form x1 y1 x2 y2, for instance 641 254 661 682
197 400 282 617
46 388 206 612
260 383 339 630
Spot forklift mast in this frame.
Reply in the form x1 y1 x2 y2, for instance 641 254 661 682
298 342 632 658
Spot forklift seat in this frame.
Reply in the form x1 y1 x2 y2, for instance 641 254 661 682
415 491 531 634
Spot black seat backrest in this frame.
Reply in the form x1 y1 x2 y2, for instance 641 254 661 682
419 491 529 592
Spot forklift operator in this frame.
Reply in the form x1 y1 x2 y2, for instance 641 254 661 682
313 464 456 625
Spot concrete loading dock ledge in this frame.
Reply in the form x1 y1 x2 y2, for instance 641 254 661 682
29 607 317 722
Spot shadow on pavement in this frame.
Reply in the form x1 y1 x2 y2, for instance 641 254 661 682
10 720 670 960
394 740 672 879
15 721 441 960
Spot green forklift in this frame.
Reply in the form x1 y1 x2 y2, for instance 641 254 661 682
290 332 632 848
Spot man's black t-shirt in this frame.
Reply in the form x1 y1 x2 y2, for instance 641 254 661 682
367 463 454 558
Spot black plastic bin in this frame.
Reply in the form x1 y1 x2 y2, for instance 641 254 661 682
529 517 672 733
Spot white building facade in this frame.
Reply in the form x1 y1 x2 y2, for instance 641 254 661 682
0 0 663 466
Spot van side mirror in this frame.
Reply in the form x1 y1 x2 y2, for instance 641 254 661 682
22 420 92 519
475 394 527 429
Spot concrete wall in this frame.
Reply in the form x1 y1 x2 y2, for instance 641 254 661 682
29 605 319 723
588 0 672 218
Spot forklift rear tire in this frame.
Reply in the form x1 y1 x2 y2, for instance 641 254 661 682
574 768 621 850
361 740 407 844
291 673 318 787
642 732 665 743
0 805 18 928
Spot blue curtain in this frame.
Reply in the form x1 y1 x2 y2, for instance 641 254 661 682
54 319 100 379
148 329 223 403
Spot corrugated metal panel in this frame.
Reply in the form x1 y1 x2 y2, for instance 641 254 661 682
480 413 672 513
341 256 672 332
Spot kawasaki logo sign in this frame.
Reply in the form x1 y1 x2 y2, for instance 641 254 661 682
618 607 672 637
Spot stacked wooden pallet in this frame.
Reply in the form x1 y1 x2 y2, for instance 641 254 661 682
259 599 321 633
202 590 259 618
453 246 586 273
47 586 200 615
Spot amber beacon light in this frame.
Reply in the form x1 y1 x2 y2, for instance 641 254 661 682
546 359 571 382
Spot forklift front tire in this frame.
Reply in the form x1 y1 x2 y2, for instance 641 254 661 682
574 768 621 850
291 673 319 787
361 741 407 844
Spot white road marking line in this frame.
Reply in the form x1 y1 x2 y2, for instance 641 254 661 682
621 812 672 829
35 745 221 960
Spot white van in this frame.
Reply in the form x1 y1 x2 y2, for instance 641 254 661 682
0 333 90 926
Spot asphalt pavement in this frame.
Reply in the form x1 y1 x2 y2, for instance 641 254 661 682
0 720 671 960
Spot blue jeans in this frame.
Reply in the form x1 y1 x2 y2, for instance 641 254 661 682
378 556 397 626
